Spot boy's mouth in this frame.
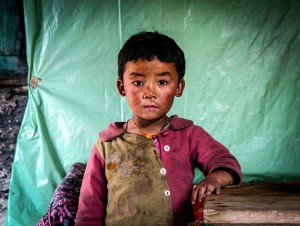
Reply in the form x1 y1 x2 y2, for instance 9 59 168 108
144 105 158 110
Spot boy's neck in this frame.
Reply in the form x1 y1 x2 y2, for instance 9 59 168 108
127 116 169 139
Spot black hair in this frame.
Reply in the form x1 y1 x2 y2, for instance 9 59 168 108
118 31 185 82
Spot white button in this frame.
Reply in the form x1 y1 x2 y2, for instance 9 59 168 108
160 168 166 175
165 190 171 196
163 145 170 152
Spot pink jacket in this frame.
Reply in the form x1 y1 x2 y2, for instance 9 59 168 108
76 115 242 225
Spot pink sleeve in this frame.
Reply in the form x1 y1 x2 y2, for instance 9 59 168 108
194 128 242 185
75 144 107 226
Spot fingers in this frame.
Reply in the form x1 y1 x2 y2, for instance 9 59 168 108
206 184 216 195
215 185 221 195
192 183 221 204
192 184 209 204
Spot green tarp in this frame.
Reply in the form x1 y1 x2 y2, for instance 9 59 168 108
6 0 300 225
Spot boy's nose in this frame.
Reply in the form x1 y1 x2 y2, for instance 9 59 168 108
143 85 157 99
143 91 157 99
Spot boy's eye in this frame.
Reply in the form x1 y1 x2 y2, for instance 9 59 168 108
133 81 143 86
159 80 168 85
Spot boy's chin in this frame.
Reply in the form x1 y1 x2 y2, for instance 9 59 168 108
138 114 168 121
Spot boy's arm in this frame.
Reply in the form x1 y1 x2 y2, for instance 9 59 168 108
75 145 107 226
192 128 242 204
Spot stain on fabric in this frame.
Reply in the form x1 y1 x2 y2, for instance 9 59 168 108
127 196 137 214
134 179 153 194
117 195 137 216
119 161 142 179
118 195 126 217
130 164 141 175
106 152 121 172
106 162 117 170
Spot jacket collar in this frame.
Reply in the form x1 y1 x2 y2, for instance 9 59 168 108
99 115 193 142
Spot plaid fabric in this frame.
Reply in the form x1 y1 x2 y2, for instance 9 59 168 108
37 163 86 226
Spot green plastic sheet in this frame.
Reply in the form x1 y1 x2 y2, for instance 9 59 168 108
6 0 300 225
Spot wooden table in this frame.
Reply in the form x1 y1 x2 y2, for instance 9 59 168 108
203 183 300 225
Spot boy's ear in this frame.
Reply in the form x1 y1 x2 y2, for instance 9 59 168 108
176 79 185 97
116 78 126 96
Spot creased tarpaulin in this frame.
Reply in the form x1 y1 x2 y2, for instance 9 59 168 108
6 0 300 225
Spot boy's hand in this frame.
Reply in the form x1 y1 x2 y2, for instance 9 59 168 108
191 170 234 204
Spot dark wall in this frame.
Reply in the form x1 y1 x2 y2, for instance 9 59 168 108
0 0 27 80
0 0 28 222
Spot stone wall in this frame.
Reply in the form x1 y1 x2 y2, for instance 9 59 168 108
0 85 28 224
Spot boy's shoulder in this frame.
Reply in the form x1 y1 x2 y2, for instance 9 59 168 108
169 115 193 130
170 115 209 136
99 121 126 142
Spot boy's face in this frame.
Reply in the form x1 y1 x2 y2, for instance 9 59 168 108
117 58 184 121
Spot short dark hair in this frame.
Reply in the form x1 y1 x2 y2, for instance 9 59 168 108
118 31 185 82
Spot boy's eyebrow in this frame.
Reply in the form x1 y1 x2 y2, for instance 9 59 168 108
157 71 172 76
129 71 172 77
129 72 145 77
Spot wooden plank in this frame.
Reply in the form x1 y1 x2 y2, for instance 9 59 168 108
0 77 27 86
204 184 300 224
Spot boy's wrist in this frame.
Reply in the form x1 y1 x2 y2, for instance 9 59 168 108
210 169 235 187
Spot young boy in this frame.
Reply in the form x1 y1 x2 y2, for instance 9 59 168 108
75 31 242 226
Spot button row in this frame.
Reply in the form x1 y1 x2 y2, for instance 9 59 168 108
162 145 170 197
